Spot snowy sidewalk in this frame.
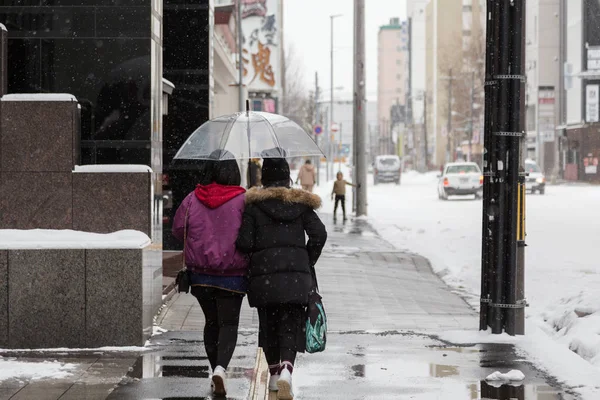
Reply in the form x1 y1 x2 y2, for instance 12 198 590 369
0 214 567 399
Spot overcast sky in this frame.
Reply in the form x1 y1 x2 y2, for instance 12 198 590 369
283 0 407 101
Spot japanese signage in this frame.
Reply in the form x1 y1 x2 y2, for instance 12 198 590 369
587 46 600 71
538 87 555 142
240 0 281 93
586 85 599 123
583 155 598 174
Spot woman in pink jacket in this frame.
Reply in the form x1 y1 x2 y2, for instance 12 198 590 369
172 152 248 397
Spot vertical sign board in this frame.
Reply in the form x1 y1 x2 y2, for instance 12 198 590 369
587 47 600 71
586 85 599 123
240 0 282 110
538 88 555 142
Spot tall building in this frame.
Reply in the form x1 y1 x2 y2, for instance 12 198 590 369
525 0 561 177
407 0 428 170
562 0 600 183
377 17 408 156
425 0 485 168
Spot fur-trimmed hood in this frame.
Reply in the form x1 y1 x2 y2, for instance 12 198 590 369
245 187 321 222
245 187 321 209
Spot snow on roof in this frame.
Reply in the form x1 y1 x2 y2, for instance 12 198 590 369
162 78 175 95
0 229 151 250
0 23 7 32
1 93 77 102
73 165 152 173
163 78 175 89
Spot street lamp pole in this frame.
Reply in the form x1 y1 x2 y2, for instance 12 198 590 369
237 0 244 112
330 14 342 182
469 70 475 162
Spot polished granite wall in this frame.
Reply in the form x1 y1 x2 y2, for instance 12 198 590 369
2 247 151 348
0 98 79 229
0 25 5 96
0 250 7 348
0 0 163 262
0 8 163 348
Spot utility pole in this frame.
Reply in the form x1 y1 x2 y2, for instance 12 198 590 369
469 71 475 162
338 122 343 171
354 0 367 216
330 14 342 182
446 68 453 163
237 0 244 112
480 0 527 336
315 71 321 186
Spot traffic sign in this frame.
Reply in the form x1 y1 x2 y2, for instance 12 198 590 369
331 123 339 133
314 125 323 135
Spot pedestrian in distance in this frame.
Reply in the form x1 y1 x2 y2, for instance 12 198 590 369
331 171 356 222
236 149 327 400
248 158 262 188
172 150 249 398
296 159 317 192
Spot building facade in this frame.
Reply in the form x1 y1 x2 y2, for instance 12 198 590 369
562 0 600 183
377 18 408 157
0 0 164 235
424 0 484 169
525 0 561 177
407 0 428 170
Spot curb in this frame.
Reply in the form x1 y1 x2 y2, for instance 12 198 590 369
248 348 270 400
162 280 177 302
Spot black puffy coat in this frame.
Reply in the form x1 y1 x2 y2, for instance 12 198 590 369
236 187 327 308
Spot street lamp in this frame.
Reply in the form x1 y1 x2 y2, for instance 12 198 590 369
329 13 343 181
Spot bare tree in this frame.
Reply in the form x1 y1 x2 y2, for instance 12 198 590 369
281 43 312 132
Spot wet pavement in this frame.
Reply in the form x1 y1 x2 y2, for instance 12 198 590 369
0 214 576 399
0 350 137 400
291 331 570 399
106 331 258 400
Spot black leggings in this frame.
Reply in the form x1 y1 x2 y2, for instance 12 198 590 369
192 286 244 370
334 194 346 218
258 304 305 366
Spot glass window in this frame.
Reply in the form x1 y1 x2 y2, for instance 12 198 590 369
525 162 541 173
446 164 480 174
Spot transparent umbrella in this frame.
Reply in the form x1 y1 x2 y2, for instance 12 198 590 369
173 110 325 160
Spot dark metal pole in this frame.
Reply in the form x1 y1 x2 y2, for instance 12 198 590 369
480 0 526 335
480 0 501 331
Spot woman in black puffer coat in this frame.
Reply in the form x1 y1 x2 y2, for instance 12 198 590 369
236 153 327 399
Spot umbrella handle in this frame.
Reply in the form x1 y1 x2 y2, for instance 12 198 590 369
246 99 250 115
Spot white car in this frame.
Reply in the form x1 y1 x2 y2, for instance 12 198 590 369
525 159 546 195
438 162 483 200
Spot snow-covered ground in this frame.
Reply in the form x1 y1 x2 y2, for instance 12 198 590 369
0 358 77 382
314 166 600 396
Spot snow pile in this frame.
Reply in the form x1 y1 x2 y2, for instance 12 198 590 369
0 229 151 249
537 293 600 367
0 358 77 381
1 93 77 102
440 323 600 398
486 369 525 382
73 165 152 173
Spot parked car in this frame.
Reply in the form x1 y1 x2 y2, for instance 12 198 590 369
525 159 546 194
374 155 401 185
438 162 483 200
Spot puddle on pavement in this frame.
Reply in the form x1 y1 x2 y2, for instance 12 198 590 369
337 342 566 400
